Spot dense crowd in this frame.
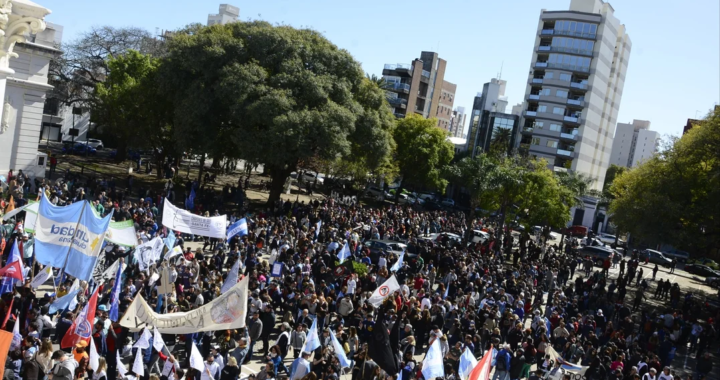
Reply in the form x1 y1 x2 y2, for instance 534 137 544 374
1 169 718 380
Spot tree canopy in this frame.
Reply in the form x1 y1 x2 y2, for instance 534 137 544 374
393 115 455 192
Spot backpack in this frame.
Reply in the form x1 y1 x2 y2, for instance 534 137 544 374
496 351 509 370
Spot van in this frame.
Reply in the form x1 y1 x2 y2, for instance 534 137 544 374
567 225 589 237
661 250 690 263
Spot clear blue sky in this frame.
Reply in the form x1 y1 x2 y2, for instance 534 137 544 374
41 0 719 138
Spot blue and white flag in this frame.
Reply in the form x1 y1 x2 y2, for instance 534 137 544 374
185 187 196 210
302 318 321 353
0 241 23 294
329 329 351 368
458 347 478 380
226 218 248 242
337 241 351 263
63 202 113 281
544 317 552 338
48 286 80 315
108 262 123 321
315 220 322 238
221 258 241 294
422 338 445 380
547 346 588 374
327 241 339 252
390 249 405 272
34 195 84 269
10 312 22 350
444 283 450 299
164 230 176 250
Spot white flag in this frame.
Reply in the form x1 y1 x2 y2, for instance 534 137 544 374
89 338 100 371
30 266 53 289
10 313 21 350
337 241 351 263
162 359 174 376
133 347 145 376
133 327 153 349
368 275 400 307
221 259 241 294
117 350 128 377
422 338 445 380
315 220 322 238
190 341 205 372
301 318 321 353
329 329 351 368
390 250 405 272
458 347 478 380
153 326 166 353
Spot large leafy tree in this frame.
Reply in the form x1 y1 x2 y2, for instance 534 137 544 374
393 115 455 193
611 108 720 257
162 22 392 204
94 51 174 178
445 155 498 212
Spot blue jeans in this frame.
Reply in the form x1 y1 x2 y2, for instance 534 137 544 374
492 370 509 380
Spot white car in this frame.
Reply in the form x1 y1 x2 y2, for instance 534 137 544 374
440 198 455 207
365 186 385 198
418 192 436 201
81 138 104 149
598 233 624 246
406 194 425 205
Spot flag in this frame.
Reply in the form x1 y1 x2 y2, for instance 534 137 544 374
189 341 205 372
89 337 100 371
0 261 22 280
164 246 183 262
63 202 113 281
108 262 123 321
368 275 400 307
34 195 84 269
0 330 14 380
61 284 101 348
337 241 351 263
546 346 588 374
30 266 53 289
48 286 80 315
0 241 23 294
467 344 493 380
226 218 248 241
422 338 445 380
117 350 128 377
153 326 166 353
133 347 145 376
185 187 196 210
458 347 478 380
221 258 241 294
329 329 351 368
368 308 398 375
315 220 321 238
133 327 153 349
390 249 405 272
444 284 450 299
164 230 176 250
302 317 321 353
1 298 12 329
544 317 552 338
10 314 21 350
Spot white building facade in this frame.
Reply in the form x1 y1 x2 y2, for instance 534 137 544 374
609 119 660 168
207 4 239 26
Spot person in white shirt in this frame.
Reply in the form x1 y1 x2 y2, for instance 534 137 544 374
642 368 657 380
200 354 221 380
378 253 387 268
656 367 673 380
346 275 357 294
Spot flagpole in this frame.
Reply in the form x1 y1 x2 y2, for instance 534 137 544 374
30 254 35 282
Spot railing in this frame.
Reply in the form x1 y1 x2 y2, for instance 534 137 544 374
567 99 584 106
528 94 540 100
538 46 551 51
553 166 568 173
547 62 590 72
541 29 554 35
560 132 577 140
421 70 431 78
557 149 574 156
387 97 407 106
535 62 548 67
532 78 543 83
570 82 588 89
553 29 596 39
564 115 579 123
523 127 534 133
384 63 412 70
549 46 593 56
525 111 537 117
393 112 405 118
386 82 411 91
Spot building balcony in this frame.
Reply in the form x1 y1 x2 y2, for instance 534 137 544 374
557 149 575 157
570 82 588 90
383 64 412 76
525 111 537 117
522 127 534 134
560 132 577 141
528 94 540 100
538 45 551 51
552 29 596 40
416 91 427 99
421 70 430 78
564 115 580 123
531 78 544 84
547 62 590 73
535 61 548 68
553 166 568 173
567 98 584 106
541 29 554 35
387 97 407 109
385 82 411 93
548 46 593 56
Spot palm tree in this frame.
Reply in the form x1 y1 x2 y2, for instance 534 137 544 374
489 128 513 157
556 170 594 251
366 73 391 89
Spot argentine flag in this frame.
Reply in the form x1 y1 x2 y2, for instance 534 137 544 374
34 195 84 269
226 218 248 242
315 220 322 239
302 318 321 353
337 241 351 263
64 202 113 282
390 249 405 272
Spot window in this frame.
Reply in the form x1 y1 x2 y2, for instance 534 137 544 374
559 73 571 81
544 72 554 79
549 123 562 132
546 140 558 148
537 105 547 113
535 121 545 129
556 90 568 98
540 89 551 96
553 107 565 115
531 137 541 145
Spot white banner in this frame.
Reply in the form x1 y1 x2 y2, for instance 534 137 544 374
119 275 249 333
161 199 227 239
23 201 39 233
134 237 165 272
368 275 400 307
106 220 138 247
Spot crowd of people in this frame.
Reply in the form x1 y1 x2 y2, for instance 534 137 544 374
1 168 719 380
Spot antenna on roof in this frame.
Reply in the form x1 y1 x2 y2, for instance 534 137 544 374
498 61 504 80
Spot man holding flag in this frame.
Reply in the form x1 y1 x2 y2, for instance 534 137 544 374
227 217 248 242
61 284 101 349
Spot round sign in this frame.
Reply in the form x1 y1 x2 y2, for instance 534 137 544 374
334 267 345 277
378 285 390 297
76 320 92 338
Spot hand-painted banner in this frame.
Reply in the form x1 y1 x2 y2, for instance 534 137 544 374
106 220 138 247
119 276 248 333
161 199 227 239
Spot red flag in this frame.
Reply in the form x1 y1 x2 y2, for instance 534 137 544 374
1 298 13 329
0 330 13 379
467 344 493 380
61 285 102 349
0 261 22 281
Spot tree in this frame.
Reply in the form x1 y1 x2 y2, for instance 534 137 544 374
515 160 575 230
94 51 174 178
489 127 513 157
445 155 497 213
393 115 455 196
162 21 393 204
610 107 720 258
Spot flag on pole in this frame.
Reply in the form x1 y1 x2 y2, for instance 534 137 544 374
133 347 145 376
421 338 445 380
458 347 478 380
30 266 53 289
189 341 205 372
61 285 101 348
185 187 196 210
546 346 588 374
390 249 405 272
226 218 248 242
89 337 100 371
466 344 493 380
108 262 123 321
0 241 23 294
153 326 166 353
10 314 22 350
315 220 322 238
221 258 241 294
133 327 153 349
329 329 351 368
117 350 128 377
48 286 80 315
301 318 321 353
0 261 22 280
367 275 400 307
337 241 351 263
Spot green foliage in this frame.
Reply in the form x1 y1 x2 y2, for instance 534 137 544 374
489 128 513 158
393 115 455 191
610 108 720 257
444 155 498 211
334 261 368 277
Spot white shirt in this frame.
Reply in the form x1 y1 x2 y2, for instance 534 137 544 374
200 361 220 380
421 297 432 310
346 279 356 294
658 373 673 380
378 257 387 268
642 374 656 380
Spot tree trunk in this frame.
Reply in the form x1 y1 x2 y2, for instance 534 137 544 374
198 154 206 182
267 165 292 207
115 140 128 162
394 178 403 205
155 151 165 180
211 156 221 169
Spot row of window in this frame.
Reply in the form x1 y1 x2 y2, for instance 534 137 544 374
543 72 574 82
548 54 591 69
534 121 562 132
537 88 569 98
531 137 560 148
536 105 566 115
493 117 515 130
552 37 595 53
554 20 598 36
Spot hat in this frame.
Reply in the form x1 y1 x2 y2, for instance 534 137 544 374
76 340 88 348
597 309 603 316
98 305 108 312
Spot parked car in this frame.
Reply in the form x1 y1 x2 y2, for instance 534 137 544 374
684 264 720 278
440 198 455 207
72 143 96 155
661 249 690 263
688 258 720 270
471 230 491 244
579 245 615 266
364 239 407 263
640 249 673 267
597 233 626 246
705 276 720 288
364 186 385 198
417 192 436 201
80 138 104 149
567 225 590 237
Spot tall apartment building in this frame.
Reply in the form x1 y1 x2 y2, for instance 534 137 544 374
466 79 520 157
519 0 631 190
382 51 457 130
609 120 659 168
449 107 467 138
207 4 239 26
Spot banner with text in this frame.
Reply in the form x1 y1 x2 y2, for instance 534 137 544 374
106 220 138 247
161 199 227 239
